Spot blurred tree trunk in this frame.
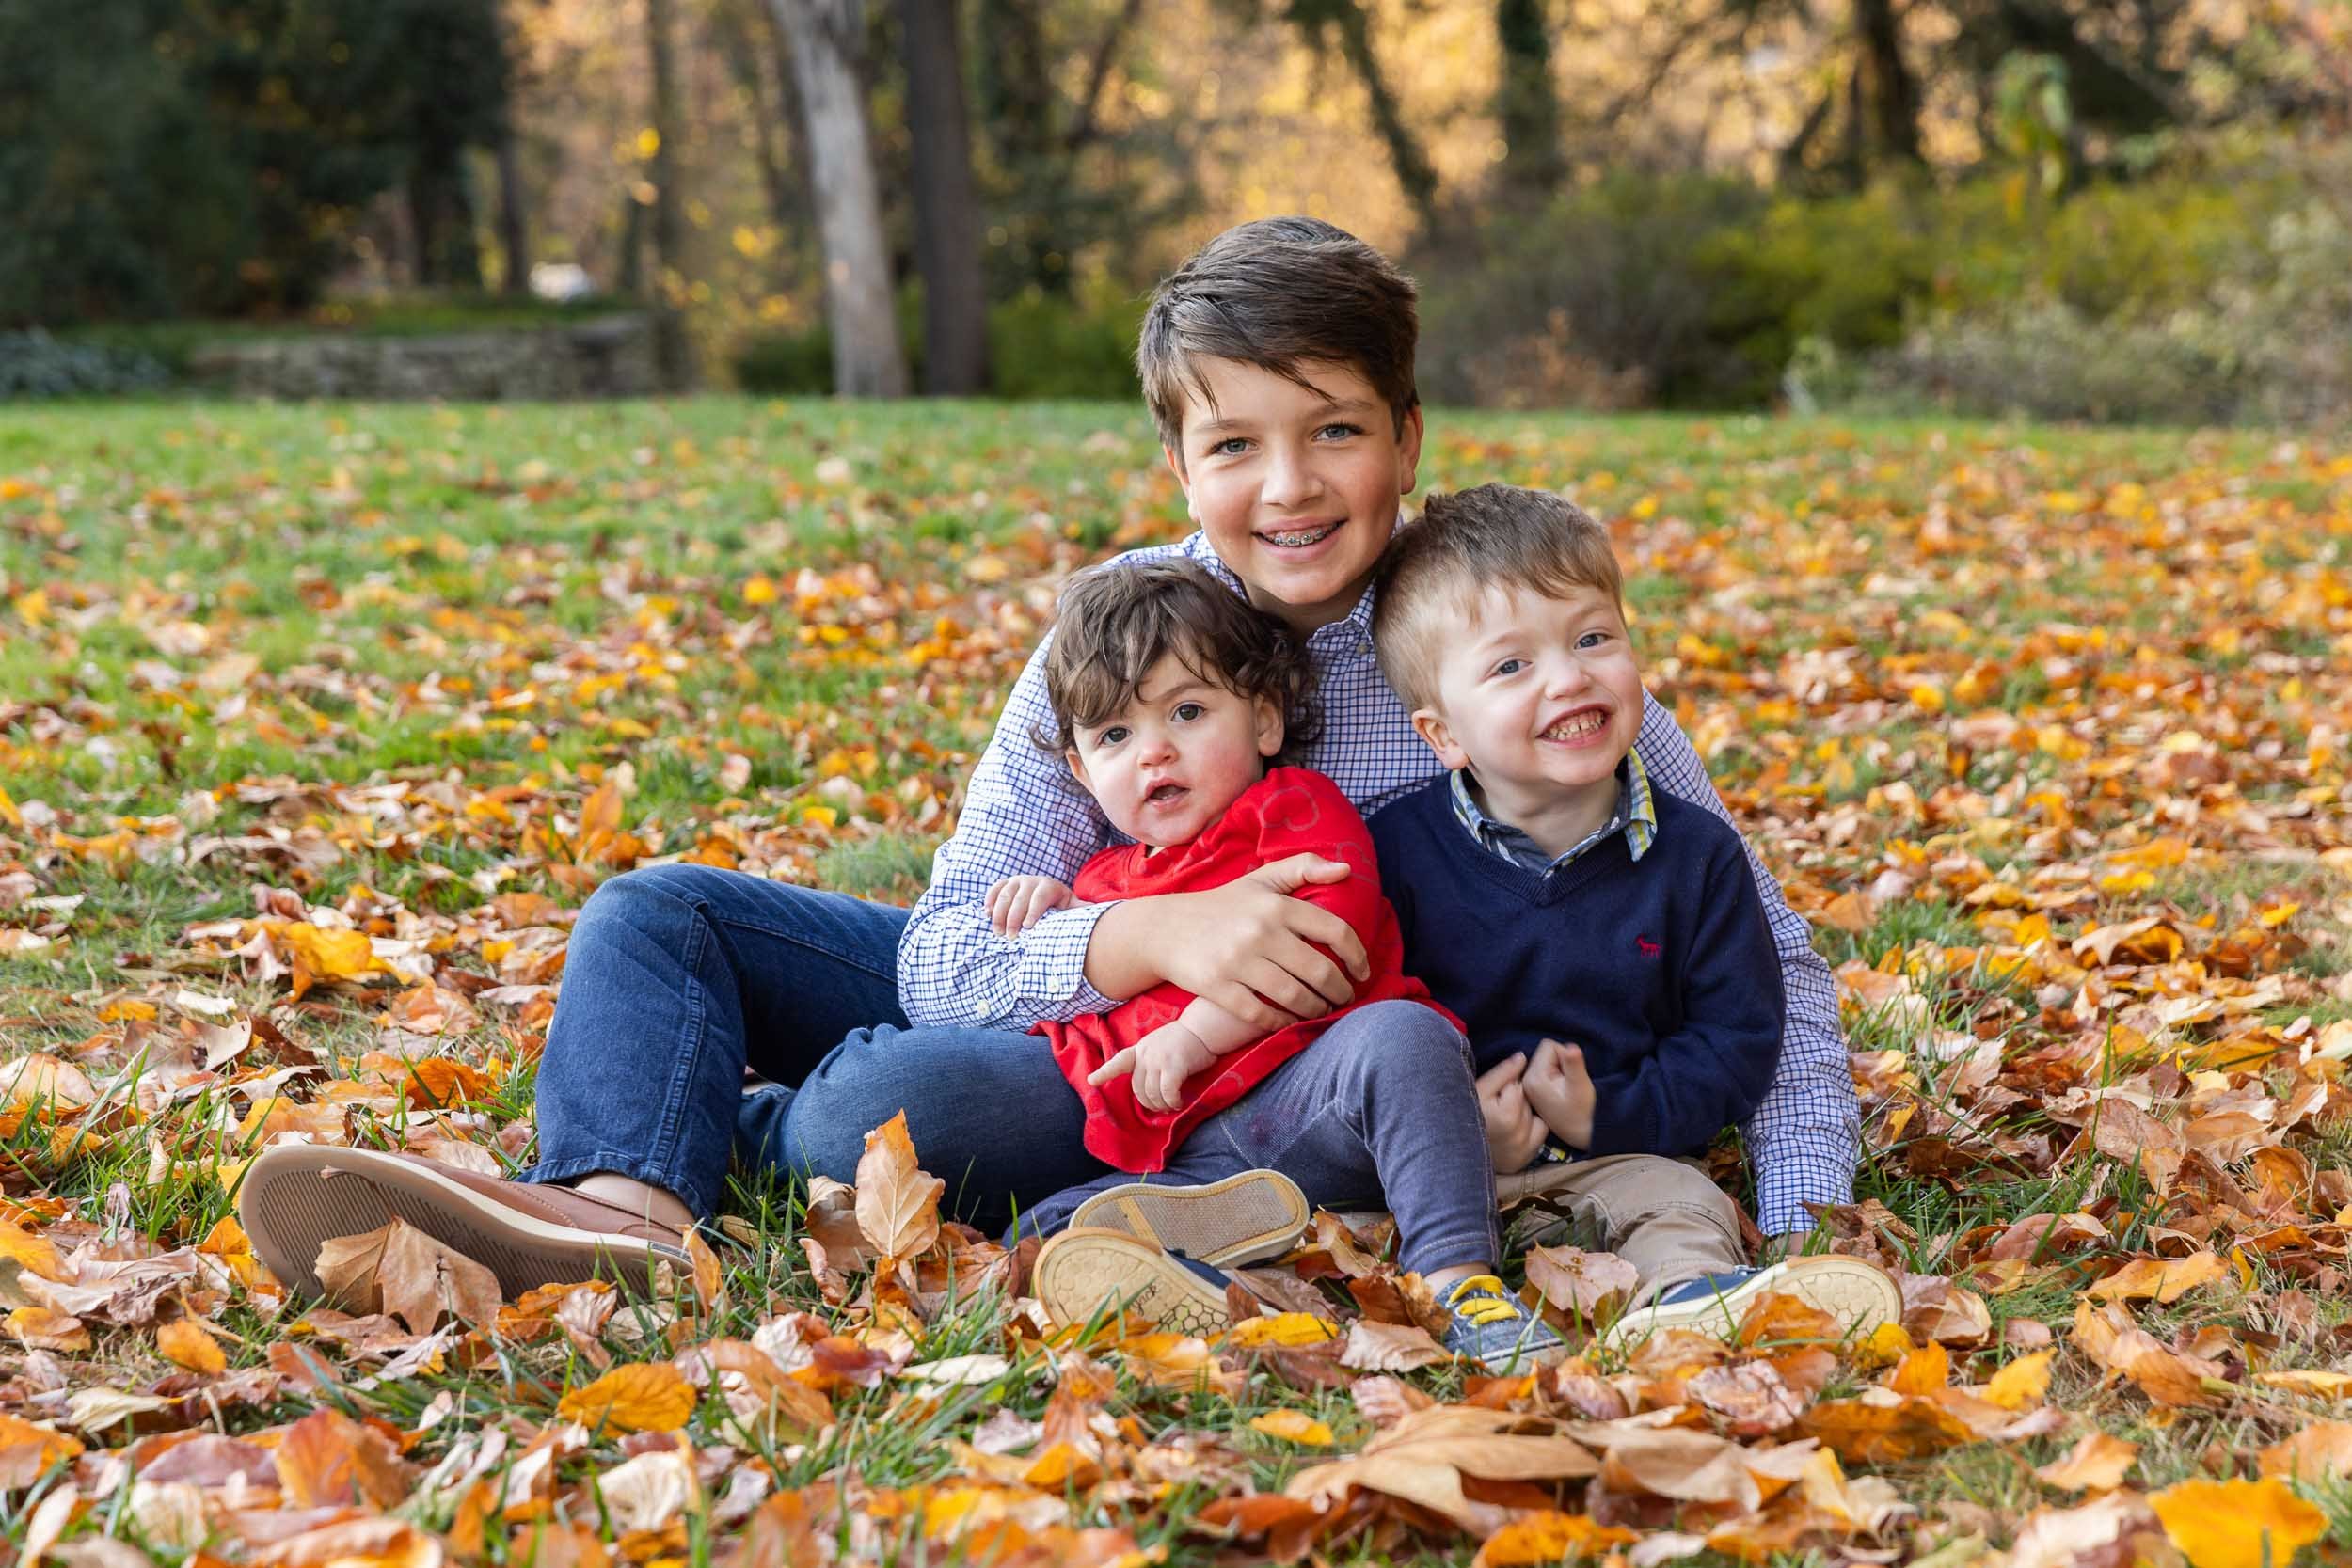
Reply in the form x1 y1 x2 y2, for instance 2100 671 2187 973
645 0 692 387
1852 0 1923 164
492 0 530 294
767 0 909 395
1493 0 1563 198
899 0 988 393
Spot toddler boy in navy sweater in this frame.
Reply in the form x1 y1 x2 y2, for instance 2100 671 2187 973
1368 484 1900 1340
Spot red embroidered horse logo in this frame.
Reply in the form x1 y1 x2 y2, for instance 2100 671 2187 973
1636 935 1661 958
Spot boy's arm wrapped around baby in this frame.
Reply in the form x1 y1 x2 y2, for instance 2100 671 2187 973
897 635 1129 1030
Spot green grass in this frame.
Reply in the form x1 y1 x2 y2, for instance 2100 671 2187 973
2 399 2350 1562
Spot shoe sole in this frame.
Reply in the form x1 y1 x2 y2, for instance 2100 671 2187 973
1066 1170 1310 1268
1606 1257 1903 1347
1031 1227 1232 1338
237 1145 691 1306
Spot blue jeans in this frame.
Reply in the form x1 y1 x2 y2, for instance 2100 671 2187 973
1019 1000 1500 1276
523 864 1110 1228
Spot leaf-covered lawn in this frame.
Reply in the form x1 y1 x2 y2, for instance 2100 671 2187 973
1 400 2349 1568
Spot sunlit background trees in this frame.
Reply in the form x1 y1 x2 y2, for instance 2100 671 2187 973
2 0 2346 421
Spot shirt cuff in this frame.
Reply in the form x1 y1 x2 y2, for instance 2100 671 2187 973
1010 898 1123 1023
1753 1167 1852 1239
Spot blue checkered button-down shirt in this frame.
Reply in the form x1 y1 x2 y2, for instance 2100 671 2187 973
896 531 1859 1236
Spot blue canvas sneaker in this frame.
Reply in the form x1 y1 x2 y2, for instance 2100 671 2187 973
1438 1274 1565 1370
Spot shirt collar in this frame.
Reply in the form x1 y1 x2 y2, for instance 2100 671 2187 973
1449 751 1658 872
1180 529 1380 647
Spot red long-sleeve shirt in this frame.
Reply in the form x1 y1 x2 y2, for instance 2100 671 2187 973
1037 767 1458 1172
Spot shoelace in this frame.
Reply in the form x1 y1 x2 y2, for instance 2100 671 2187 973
1444 1274 1521 1327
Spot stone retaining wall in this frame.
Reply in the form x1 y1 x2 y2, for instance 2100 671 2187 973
185 313 660 399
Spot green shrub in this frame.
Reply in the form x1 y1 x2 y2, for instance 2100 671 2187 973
728 286 1142 400
1415 175 1770 409
1849 141 2352 426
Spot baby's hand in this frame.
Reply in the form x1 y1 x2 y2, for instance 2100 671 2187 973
1475 1053 1549 1174
1523 1038 1595 1151
1088 1022 1216 1113
986 875 1074 936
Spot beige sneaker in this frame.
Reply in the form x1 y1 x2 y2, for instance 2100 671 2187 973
1032 1227 1234 1338
1605 1256 1903 1347
238 1144 694 1305
1066 1169 1310 1268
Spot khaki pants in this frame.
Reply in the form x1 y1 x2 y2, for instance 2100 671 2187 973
1498 1154 1746 1300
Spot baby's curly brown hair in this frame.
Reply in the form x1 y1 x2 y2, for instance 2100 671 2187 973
1035 558 1321 766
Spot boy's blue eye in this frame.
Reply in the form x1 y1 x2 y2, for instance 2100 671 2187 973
1578 631 1611 649
1209 437 1248 457
1490 657 1526 677
1317 422 1361 440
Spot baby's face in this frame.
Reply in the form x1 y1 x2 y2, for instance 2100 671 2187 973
1410 583 1642 808
1066 652 1284 848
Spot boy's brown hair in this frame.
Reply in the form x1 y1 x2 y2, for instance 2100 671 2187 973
1372 483 1625 714
1037 558 1320 763
1137 216 1420 458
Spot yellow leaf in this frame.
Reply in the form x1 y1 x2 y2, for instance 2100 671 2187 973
1249 1410 1335 1447
1983 1348 2056 1411
279 922 381 983
7 1307 88 1353
1227 1312 1341 1348
1887 1340 1949 1395
2087 1251 2227 1305
2151 1477 2328 1568
157 1319 227 1374
0 1221 66 1281
2256 1370 2352 1400
0 1411 81 1471
557 1362 696 1433
1473 1513 1640 1568
1854 1320 1915 1369
743 574 780 606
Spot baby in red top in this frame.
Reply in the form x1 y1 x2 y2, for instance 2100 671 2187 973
988 557 1564 1367
989 561 1453 1171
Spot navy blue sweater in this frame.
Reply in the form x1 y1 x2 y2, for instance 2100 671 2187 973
1367 777 1785 1161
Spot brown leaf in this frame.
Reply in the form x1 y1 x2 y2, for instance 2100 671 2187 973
2069 1299 2226 1407
1799 1392 1979 1464
1523 1245 1640 1325
376 1218 502 1333
1287 1404 1599 1529
851 1112 944 1262
2036 1429 2139 1492
1338 1319 1450 1372
2257 1420 2352 1481
313 1223 394 1313
801 1175 875 1269
1688 1360 1807 1435
273 1408 359 1506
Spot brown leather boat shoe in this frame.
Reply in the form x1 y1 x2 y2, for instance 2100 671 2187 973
237 1144 694 1306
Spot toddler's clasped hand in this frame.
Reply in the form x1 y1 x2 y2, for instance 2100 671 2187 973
986 875 1076 936
1475 1037 1597 1173
1087 1021 1218 1112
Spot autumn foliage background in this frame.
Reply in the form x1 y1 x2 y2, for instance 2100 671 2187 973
1 400 2350 1566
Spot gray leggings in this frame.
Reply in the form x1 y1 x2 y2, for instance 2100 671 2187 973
1020 1000 1499 1276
